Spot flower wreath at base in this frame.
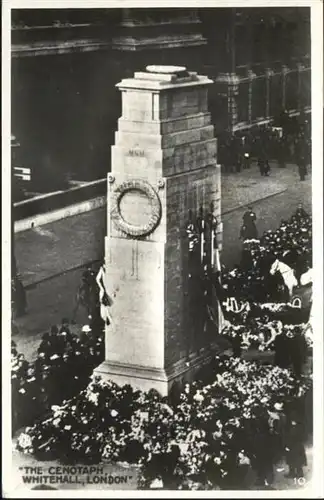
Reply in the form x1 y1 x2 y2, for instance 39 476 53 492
15 356 312 491
221 320 312 351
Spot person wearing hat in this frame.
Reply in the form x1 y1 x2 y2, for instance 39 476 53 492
243 206 257 227
257 145 271 176
242 151 251 169
295 203 309 221
268 402 287 466
81 324 92 334
58 318 74 343
243 206 258 239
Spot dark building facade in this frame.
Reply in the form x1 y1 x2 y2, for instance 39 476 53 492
11 8 311 188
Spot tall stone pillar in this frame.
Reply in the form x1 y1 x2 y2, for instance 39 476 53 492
247 69 256 125
94 66 221 396
265 68 274 119
297 62 305 110
215 73 240 132
281 64 290 111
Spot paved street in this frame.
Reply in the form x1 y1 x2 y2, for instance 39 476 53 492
222 163 312 267
13 161 311 359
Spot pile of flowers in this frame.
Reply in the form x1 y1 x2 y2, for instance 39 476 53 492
11 322 105 433
221 320 312 353
16 356 312 490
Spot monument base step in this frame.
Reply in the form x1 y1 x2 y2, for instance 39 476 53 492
93 343 220 397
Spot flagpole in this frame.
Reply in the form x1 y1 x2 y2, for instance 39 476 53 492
211 225 214 268
201 218 205 264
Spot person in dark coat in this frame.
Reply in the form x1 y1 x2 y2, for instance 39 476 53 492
257 156 265 176
240 224 250 241
295 203 309 221
295 134 308 181
273 333 291 369
243 223 258 241
258 151 271 176
251 420 277 488
289 332 308 378
297 157 307 181
242 207 258 239
232 139 241 173
263 158 271 176
12 276 27 317
284 413 307 478
242 152 251 169
17 354 29 380
277 137 287 168
243 206 256 227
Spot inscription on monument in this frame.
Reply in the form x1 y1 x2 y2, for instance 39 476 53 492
128 149 145 157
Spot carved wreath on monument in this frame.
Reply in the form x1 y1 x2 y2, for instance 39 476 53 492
111 179 162 237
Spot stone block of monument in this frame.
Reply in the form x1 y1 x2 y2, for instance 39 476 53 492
94 65 222 396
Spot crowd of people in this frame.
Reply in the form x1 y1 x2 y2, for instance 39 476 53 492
217 112 311 181
11 317 105 434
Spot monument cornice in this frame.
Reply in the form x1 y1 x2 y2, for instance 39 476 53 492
116 75 213 92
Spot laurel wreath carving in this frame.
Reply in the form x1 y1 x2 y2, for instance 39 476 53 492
111 179 162 237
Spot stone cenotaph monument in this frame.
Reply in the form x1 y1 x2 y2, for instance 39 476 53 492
94 66 222 396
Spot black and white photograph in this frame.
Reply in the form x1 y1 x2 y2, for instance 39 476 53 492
2 0 323 496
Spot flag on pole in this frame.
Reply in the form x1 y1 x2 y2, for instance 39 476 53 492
186 222 199 253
